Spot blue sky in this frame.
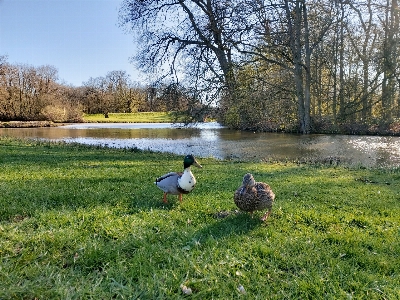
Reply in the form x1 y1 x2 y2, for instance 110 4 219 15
0 0 141 86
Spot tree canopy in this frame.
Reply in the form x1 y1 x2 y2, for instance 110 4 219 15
119 0 400 134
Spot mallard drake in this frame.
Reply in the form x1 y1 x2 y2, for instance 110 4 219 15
155 154 202 203
234 173 275 221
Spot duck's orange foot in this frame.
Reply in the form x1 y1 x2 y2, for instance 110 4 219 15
260 211 271 222
162 193 168 203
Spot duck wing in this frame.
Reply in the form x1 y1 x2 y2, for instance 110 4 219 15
234 186 259 212
254 182 275 209
155 172 183 195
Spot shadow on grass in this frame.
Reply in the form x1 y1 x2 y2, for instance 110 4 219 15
193 211 261 241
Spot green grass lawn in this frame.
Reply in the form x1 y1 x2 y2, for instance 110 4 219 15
83 112 175 123
0 137 399 299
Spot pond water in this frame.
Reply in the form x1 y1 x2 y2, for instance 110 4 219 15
1 122 400 168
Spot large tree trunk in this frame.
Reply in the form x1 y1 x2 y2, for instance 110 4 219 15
303 1 311 134
285 0 311 134
382 0 399 119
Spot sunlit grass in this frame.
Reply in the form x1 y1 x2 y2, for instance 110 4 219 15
83 112 175 123
0 137 399 299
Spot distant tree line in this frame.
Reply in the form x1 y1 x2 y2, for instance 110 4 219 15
0 55 201 122
0 55 81 122
119 0 400 134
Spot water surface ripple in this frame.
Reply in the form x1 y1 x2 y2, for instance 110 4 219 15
1 122 399 168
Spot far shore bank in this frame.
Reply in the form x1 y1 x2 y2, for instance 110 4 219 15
2 118 400 137
0 121 60 128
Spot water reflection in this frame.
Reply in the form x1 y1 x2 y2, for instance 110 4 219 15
1 122 399 168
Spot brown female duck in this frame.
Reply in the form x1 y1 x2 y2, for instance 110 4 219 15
234 173 275 221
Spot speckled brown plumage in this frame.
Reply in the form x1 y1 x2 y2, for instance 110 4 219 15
234 173 275 221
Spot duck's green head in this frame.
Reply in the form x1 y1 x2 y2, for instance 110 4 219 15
184 154 202 169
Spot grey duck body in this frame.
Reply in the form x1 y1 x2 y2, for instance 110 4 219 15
155 155 202 203
155 172 188 195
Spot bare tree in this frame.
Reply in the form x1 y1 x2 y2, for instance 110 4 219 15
83 76 112 117
381 0 400 119
0 63 55 120
127 83 148 112
342 0 380 122
227 0 334 133
119 0 241 115
106 70 131 112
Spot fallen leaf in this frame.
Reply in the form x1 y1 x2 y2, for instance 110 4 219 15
180 284 192 295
